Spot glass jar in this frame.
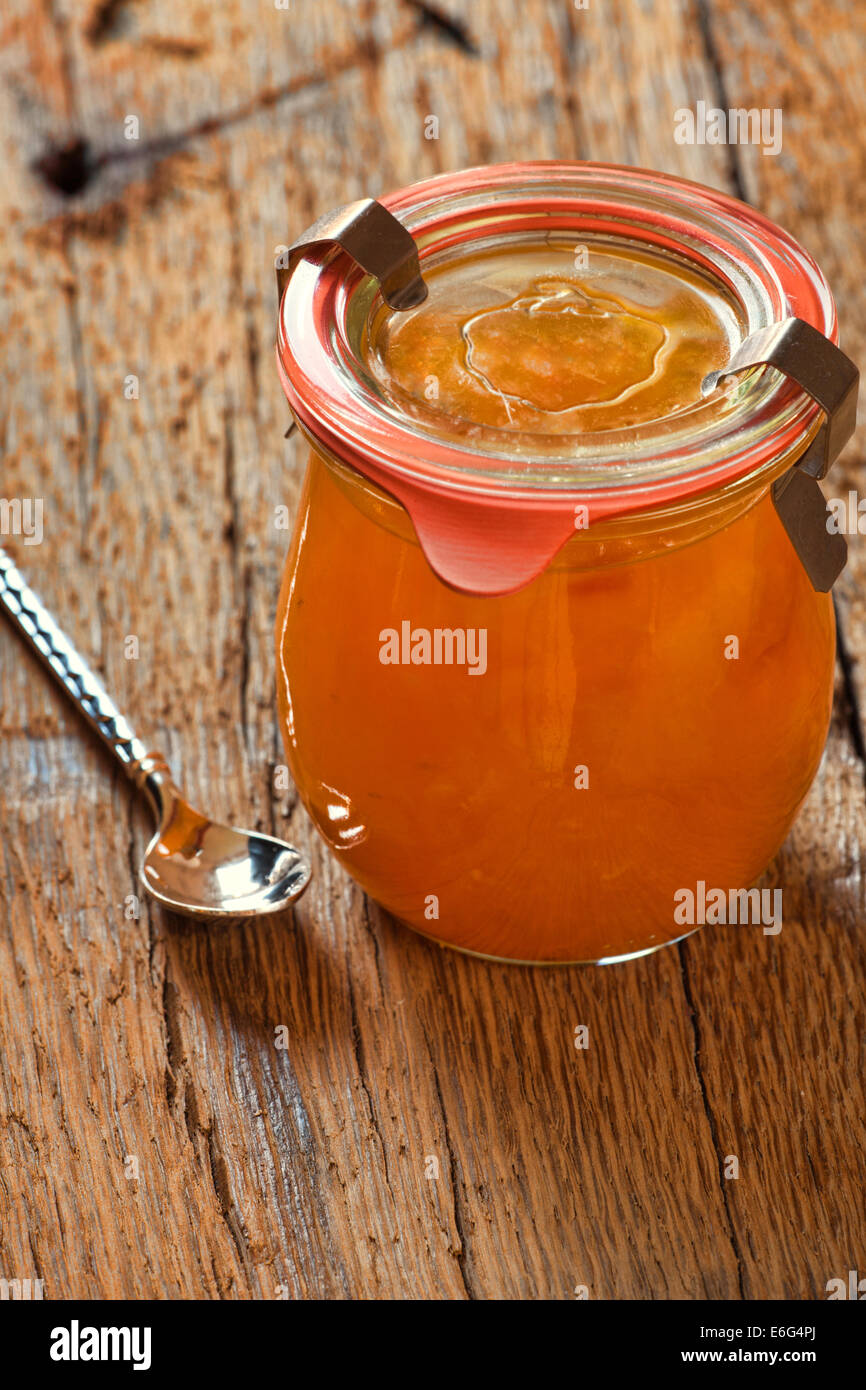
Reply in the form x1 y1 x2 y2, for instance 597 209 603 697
274 162 849 964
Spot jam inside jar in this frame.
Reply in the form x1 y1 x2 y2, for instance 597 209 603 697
275 163 842 963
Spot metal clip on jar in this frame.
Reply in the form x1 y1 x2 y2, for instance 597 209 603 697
274 163 859 964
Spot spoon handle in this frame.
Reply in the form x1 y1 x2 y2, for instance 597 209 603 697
0 548 162 787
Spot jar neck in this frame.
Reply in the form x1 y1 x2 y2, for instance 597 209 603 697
305 419 818 581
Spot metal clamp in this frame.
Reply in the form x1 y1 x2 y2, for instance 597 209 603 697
277 198 428 438
276 198 428 312
702 317 858 479
702 317 860 591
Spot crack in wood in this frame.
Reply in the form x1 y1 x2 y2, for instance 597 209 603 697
129 796 160 986
834 596 866 777
556 0 582 142
34 138 95 196
428 1056 475 1299
56 237 95 539
677 941 748 1300
161 973 251 1286
221 404 251 756
32 25 419 200
405 0 480 57
360 895 384 996
46 0 81 127
84 0 129 47
205 1123 250 1284
161 975 181 1107
223 170 261 422
344 961 397 1232
26 1227 45 1286
695 0 749 203
33 3 478 203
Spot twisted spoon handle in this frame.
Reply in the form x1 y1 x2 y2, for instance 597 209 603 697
0 548 166 789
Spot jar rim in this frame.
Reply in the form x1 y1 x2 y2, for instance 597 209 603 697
276 162 836 595
278 161 833 507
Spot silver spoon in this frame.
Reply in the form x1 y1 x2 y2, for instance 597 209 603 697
0 548 311 918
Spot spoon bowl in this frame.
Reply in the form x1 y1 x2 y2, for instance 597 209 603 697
141 802 311 918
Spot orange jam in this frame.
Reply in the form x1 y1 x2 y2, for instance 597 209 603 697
276 456 833 962
365 242 740 436
275 174 839 964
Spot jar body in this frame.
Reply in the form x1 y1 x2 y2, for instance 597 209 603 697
276 449 835 963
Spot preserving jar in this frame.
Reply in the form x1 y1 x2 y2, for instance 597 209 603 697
274 163 857 964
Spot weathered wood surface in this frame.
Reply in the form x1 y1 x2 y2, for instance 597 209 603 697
0 0 864 1300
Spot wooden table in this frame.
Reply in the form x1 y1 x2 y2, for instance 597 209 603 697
1 0 864 1301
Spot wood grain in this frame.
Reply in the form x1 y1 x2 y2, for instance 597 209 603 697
0 0 864 1299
